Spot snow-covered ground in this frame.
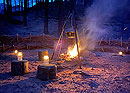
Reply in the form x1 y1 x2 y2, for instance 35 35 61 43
0 1 130 92
0 49 130 93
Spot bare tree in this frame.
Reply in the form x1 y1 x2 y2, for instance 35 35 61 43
23 0 27 26
58 0 64 35
44 0 49 34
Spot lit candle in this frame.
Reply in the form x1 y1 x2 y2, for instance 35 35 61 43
14 50 18 54
43 55 49 64
17 52 23 61
118 51 123 56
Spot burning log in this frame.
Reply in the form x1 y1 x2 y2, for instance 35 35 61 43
11 60 29 75
37 64 57 81
59 44 80 61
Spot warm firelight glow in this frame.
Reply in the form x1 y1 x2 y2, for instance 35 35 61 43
17 52 23 61
118 51 123 56
44 56 49 60
43 56 49 64
14 50 18 54
67 44 79 58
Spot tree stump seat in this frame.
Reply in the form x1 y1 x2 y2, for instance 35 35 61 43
37 64 57 81
11 60 29 76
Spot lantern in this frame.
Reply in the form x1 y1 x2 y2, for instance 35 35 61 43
43 55 49 64
17 52 23 61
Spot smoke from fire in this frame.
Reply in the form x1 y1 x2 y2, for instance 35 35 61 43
80 0 129 51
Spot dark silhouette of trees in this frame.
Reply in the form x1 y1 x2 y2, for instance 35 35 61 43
57 0 64 35
44 0 49 34
23 0 27 26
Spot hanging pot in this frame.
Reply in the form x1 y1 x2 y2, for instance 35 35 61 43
65 28 75 38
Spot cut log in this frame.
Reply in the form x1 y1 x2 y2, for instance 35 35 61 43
11 60 29 75
37 64 57 81
38 50 48 61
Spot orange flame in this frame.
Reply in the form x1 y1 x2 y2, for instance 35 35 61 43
67 44 79 58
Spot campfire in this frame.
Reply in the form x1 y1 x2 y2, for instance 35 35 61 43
60 44 80 61
67 44 79 58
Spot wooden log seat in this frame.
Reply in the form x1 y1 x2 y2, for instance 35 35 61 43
11 60 29 75
37 64 57 81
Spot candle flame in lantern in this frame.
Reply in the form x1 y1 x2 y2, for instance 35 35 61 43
118 51 123 56
44 56 49 60
14 50 18 54
18 52 22 56
67 44 79 58
17 52 23 61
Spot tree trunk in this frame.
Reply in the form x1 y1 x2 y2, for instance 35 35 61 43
23 0 27 26
21 0 23 11
44 0 49 34
3 0 6 14
69 0 76 12
15 0 16 12
19 0 20 12
58 0 63 35
27 0 29 8
36 0 37 4
32 0 33 7
7 0 12 21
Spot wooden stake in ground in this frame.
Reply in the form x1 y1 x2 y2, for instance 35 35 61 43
16 33 19 42
99 37 103 46
108 38 111 45
29 33 32 42
2 44 5 51
120 36 123 47
126 46 129 53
